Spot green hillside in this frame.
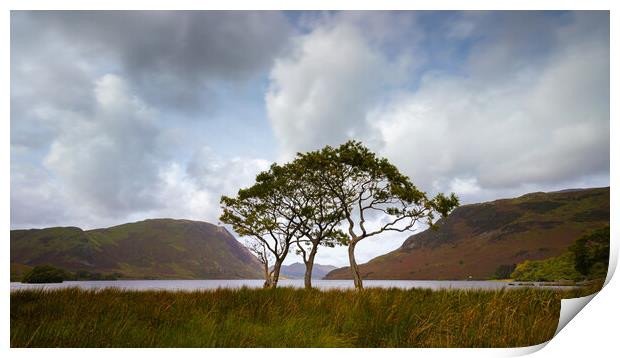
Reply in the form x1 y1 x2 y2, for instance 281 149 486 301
325 187 610 280
11 219 263 280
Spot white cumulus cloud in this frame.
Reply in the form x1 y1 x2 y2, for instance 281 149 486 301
266 18 411 158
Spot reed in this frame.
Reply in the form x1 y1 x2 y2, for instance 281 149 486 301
10 286 598 348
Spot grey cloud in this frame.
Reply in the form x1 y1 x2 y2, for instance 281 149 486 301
12 11 293 113
10 73 273 229
331 11 422 49
374 11 609 199
10 163 68 228
450 11 609 82
11 17 98 151
41 75 167 219
10 11 290 228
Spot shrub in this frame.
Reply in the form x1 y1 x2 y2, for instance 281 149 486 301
21 265 71 283
493 264 516 279
511 253 583 282
570 226 609 278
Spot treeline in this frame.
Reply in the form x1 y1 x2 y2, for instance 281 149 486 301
508 226 609 282
220 141 459 290
20 265 123 283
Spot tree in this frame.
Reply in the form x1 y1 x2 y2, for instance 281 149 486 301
570 226 610 278
510 253 583 282
493 264 517 279
297 141 459 289
220 164 305 288
287 159 348 289
243 238 274 287
21 265 71 283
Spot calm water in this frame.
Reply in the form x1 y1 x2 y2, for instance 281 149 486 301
10 279 576 291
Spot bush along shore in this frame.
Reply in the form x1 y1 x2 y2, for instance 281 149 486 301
10 285 599 348
17 265 124 284
509 227 609 284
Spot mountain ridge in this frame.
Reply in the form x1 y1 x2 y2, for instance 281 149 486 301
11 218 263 280
325 187 610 280
275 262 339 280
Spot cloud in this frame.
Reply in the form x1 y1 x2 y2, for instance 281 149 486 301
372 12 609 199
42 74 166 218
11 19 98 152
11 74 271 229
266 11 609 203
152 151 271 224
186 147 271 196
11 11 285 229
11 11 292 114
10 163 68 229
266 14 415 158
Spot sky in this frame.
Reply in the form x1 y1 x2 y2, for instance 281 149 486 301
10 11 610 267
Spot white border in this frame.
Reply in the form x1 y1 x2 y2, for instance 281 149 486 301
3 1 616 357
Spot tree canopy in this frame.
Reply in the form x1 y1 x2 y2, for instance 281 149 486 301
295 141 459 289
22 265 71 283
220 163 305 287
221 141 459 289
286 156 348 288
570 226 609 278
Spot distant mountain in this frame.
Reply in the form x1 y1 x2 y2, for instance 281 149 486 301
11 219 263 280
325 187 609 280
275 262 339 279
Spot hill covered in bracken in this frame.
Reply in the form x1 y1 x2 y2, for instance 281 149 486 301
325 187 609 280
11 219 263 280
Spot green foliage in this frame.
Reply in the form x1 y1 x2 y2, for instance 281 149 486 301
300 141 459 288
294 141 459 288
220 164 296 239
220 163 305 286
221 140 459 288
511 227 610 282
570 226 609 278
295 141 459 235
430 192 461 218
511 253 584 282
493 264 516 279
21 265 71 283
21 269 122 282
10 286 594 348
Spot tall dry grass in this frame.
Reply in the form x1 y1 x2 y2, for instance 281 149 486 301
10 286 597 348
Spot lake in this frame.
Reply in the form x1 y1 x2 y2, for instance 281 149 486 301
10 279 577 291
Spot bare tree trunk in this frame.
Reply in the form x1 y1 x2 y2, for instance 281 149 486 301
348 241 363 290
304 245 319 289
271 259 284 288
262 261 272 288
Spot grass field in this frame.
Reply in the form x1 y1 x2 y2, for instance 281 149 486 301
10 286 599 348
